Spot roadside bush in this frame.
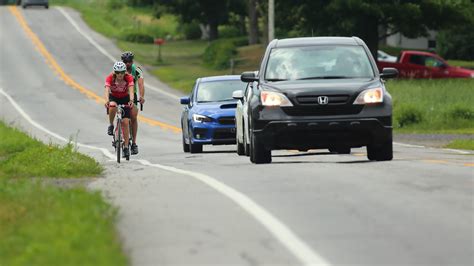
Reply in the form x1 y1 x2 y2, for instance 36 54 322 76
445 106 473 121
219 26 242 38
122 32 154 43
395 105 424 128
106 0 126 10
181 23 201 40
203 39 237 69
437 24 474 60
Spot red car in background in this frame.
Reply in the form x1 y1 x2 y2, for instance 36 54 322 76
377 50 474 79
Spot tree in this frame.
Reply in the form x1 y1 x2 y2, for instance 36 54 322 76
274 0 473 59
248 0 259 44
156 0 233 40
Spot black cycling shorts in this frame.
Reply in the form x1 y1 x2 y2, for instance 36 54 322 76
109 94 131 119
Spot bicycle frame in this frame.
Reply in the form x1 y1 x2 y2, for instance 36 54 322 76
111 104 132 163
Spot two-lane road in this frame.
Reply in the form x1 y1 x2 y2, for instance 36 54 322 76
1 6 472 266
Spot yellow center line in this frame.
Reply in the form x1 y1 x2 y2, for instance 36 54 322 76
8 6 181 134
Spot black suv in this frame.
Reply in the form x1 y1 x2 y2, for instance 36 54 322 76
235 37 398 164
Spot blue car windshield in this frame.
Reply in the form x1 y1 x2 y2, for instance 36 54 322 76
197 80 245 103
265 45 374 81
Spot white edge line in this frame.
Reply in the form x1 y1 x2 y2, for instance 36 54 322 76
56 7 180 100
0 87 331 266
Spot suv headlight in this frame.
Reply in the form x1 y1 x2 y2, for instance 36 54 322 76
353 88 383 105
193 114 212 123
261 91 293 107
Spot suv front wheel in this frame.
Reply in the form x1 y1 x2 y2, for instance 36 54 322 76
367 137 393 161
250 133 271 164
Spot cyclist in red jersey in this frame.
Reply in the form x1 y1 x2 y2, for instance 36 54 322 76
105 61 135 158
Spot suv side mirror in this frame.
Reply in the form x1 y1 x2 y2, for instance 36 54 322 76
232 90 244 100
241 71 258 82
180 97 190 105
380 68 398 79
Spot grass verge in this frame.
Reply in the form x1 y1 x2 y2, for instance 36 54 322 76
0 121 127 265
445 139 474 150
0 122 102 178
387 79 474 134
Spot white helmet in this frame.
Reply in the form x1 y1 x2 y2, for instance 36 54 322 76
113 61 126 72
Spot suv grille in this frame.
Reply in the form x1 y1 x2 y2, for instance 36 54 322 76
296 94 349 105
282 105 363 116
284 94 362 116
218 116 235 125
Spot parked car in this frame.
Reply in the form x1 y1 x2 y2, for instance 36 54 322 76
20 0 48 8
377 50 474 78
377 50 397 62
180 75 246 153
233 36 398 164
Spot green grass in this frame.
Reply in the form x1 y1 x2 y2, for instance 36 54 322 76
0 180 127 266
52 0 178 41
0 122 102 178
387 79 474 134
445 139 474 150
446 60 474 69
0 121 126 265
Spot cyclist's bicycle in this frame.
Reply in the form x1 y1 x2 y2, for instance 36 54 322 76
109 104 132 163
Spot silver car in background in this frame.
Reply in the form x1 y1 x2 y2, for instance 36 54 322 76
19 0 49 9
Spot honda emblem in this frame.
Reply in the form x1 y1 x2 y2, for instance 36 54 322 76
317 96 329 105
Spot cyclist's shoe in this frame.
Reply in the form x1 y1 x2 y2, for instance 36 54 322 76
123 147 130 158
107 125 114 136
131 143 138 155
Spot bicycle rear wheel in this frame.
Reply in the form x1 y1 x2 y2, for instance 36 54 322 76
116 120 122 163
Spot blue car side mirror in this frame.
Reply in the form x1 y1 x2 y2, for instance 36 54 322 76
180 97 190 105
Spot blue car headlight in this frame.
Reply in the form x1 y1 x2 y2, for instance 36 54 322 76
193 114 213 123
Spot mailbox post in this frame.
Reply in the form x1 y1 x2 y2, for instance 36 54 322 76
154 38 165 62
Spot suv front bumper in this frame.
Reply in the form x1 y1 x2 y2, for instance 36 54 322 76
253 117 392 150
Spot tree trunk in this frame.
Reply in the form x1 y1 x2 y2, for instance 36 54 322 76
358 17 379 61
199 24 210 40
248 0 259 44
207 12 219 41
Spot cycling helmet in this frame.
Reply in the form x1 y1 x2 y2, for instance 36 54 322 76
113 61 127 72
121 51 134 62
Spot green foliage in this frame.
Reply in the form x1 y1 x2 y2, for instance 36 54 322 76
203 39 238 69
219 25 242 38
106 0 126 10
445 106 473 121
437 24 474 60
0 122 124 265
181 22 201 40
0 123 41 157
395 105 424 128
54 0 178 42
0 122 102 178
0 180 127 266
445 139 474 150
122 31 154 43
387 78 474 133
274 0 473 57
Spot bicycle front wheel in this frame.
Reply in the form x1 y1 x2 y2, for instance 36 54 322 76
116 120 122 163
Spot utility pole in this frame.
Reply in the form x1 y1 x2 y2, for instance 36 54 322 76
268 0 275 42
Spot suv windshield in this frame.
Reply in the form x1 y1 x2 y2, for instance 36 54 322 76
196 80 245 103
265 45 374 81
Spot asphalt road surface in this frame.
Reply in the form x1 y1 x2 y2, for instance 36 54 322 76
1 6 472 266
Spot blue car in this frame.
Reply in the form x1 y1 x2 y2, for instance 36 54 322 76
180 75 246 153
